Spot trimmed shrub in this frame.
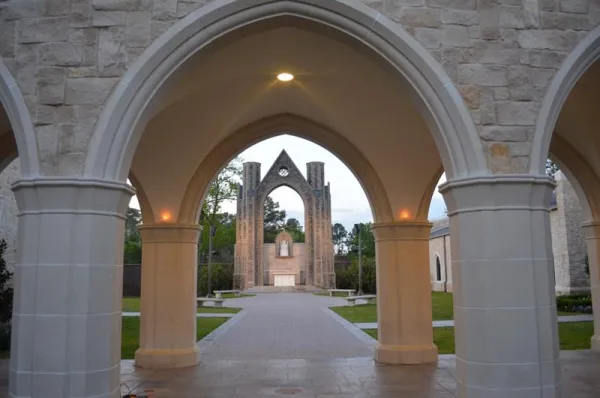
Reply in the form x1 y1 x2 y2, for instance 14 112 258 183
335 256 376 294
197 263 234 296
556 294 593 313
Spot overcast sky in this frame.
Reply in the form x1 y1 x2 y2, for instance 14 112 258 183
130 135 447 228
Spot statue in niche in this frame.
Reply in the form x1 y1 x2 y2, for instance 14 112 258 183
280 240 290 257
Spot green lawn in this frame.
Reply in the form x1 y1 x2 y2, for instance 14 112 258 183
122 297 241 314
218 293 255 299
364 322 593 354
330 292 582 322
121 317 228 359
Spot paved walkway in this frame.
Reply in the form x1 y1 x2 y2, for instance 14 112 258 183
122 311 234 318
199 293 373 360
355 314 594 330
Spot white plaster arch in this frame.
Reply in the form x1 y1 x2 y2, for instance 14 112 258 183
177 114 393 224
0 60 39 176
85 0 485 182
532 25 600 175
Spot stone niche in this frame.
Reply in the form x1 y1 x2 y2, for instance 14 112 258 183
263 231 306 286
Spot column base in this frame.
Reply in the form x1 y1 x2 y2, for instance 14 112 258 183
135 346 200 369
375 343 438 364
592 335 600 352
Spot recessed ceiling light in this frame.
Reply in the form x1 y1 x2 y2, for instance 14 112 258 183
277 72 294 82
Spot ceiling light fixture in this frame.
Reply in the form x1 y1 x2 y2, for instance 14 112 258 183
277 72 294 82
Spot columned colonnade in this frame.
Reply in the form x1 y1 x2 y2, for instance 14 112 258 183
1 1 600 397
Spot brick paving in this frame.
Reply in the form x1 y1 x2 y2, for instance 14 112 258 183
200 293 373 360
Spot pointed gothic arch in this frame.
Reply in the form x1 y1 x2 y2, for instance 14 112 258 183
235 150 334 289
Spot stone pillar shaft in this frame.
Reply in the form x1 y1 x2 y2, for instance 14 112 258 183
10 178 134 398
441 176 560 398
373 221 437 364
135 224 200 369
581 221 600 352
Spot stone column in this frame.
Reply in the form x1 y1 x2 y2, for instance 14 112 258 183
440 176 560 397
10 178 134 398
372 221 438 364
581 221 600 352
135 224 201 369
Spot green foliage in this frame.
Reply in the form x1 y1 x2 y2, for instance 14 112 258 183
123 207 142 264
332 223 348 254
284 218 305 242
346 223 375 258
335 256 377 294
201 157 243 227
0 239 13 351
197 263 234 296
199 212 236 256
263 196 287 243
546 159 559 178
556 294 593 313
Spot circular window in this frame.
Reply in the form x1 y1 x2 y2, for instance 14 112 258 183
278 167 289 177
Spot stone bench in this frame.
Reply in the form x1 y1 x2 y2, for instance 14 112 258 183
214 290 242 299
328 289 356 297
197 297 225 308
345 295 376 306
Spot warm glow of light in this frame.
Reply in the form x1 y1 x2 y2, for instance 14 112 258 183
160 212 172 222
277 72 294 82
399 209 411 220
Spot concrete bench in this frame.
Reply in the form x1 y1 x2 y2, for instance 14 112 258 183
214 290 242 299
328 289 356 297
345 295 376 306
197 297 225 308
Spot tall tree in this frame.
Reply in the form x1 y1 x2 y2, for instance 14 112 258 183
332 223 348 254
284 217 305 242
264 196 287 242
546 159 559 178
200 156 244 227
124 207 142 243
346 222 375 258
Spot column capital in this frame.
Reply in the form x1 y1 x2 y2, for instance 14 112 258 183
371 221 432 242
439 175 555 216
11 177 135 218
581 221 600 238
139 223 201 243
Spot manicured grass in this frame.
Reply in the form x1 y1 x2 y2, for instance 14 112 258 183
122 297 241 314
363 322 594 354
121 317 228 359
218 293 255 299
330 292 583 323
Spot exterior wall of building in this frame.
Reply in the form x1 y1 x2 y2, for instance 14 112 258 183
263 243 306 286
0 159 19 271
429 171 591 295
2 1 599 176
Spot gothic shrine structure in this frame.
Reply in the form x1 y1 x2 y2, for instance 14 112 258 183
2 1 600 397
234 151 334 289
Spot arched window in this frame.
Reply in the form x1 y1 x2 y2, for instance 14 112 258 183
436 256 442 282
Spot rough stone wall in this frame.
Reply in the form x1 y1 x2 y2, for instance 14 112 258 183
1 0 599 176
0 159 19 271
552 171 590 294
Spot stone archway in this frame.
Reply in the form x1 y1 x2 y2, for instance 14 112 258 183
235 150 334 289
84 0 486 182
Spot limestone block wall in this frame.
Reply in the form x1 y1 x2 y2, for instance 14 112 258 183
428 217 452 292
0 159 19 271
1 0 599 176
263 243 306 285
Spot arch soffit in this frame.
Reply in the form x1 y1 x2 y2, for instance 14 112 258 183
128 171 155 224
85 0 486 182
0 60 39 177
549 135 600 221
177 113 393 224
532 25 600 175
